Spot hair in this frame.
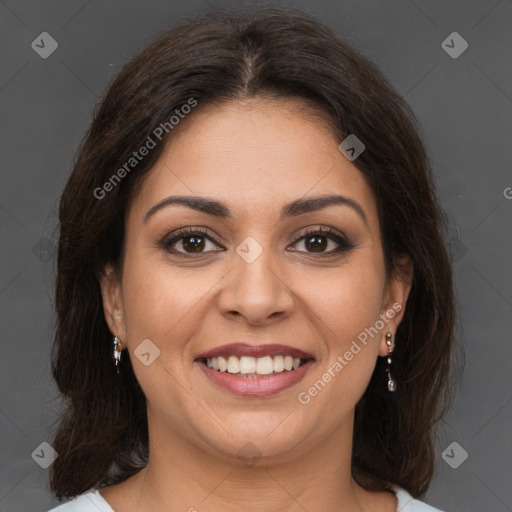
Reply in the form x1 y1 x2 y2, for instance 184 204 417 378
50 5 458 500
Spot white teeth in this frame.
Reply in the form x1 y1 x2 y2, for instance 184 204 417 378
204 354 308 375
218 356 227 372
227 356 240 374
240 356 256 374
273 355 284 372
256 356 273 375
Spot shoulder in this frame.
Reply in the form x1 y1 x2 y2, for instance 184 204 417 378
47 490 114 512
394 486 446 511
47 486 445 512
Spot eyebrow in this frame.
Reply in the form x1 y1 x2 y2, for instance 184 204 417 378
143 194 368 226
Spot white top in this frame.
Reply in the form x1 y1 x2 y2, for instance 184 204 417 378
47 486 445 511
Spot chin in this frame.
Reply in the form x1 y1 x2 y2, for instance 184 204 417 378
200 417 309 462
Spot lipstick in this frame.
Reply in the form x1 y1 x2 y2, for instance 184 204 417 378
195 343 315 397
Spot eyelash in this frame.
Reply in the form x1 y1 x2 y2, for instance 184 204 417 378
158 226 355 257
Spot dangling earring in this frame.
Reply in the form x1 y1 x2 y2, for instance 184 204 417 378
385 332 396 392
113 335 122 374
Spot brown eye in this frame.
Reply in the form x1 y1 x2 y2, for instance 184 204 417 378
180 235 206 253
159 228 223 255
303 234 328 252
290 228 355 255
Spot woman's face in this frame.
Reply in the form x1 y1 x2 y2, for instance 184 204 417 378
101 98 411 462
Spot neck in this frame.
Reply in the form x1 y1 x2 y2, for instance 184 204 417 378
129 410 375 512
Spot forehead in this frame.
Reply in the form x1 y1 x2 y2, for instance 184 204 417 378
128 99 378 226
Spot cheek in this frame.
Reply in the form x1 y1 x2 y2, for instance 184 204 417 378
295 255 385 404
119 252 213 416
301 256 386 340
120 251 215 343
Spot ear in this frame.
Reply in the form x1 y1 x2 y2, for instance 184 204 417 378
378 254 413 357
99 264 126 341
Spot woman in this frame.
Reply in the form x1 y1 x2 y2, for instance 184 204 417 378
48 6 455 511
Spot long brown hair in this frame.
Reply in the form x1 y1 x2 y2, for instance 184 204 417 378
50 6 458 500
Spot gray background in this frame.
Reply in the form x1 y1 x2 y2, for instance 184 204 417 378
1 1 511 511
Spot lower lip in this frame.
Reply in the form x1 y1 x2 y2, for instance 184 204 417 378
196 359 315 397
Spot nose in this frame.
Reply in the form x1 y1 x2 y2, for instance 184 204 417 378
217 246 295 326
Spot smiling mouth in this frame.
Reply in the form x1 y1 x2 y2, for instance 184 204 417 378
197 355 314 378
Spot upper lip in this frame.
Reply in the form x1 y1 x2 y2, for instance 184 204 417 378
195 343 315 360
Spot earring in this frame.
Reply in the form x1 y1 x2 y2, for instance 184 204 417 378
385 332 396 392
113 335 122 374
